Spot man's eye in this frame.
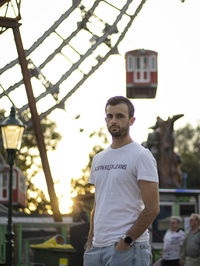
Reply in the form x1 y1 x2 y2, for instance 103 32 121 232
117 114 123 118
107 114 112 119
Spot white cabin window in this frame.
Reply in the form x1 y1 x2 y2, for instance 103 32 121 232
0 173 8 200
1 171 16 189
134 56 150 82
150 55 157 71
127 55 133 71
13 171 17 189
136 57 140 69
19 173 26 193
2 172 8 188
143 57 148 70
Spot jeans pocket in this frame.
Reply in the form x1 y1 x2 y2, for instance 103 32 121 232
84 246 95 254
139 243 151 265
110 246 134 266
113 247 131 254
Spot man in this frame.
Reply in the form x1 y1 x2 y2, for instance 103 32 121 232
179 213 200 266
84 96 160 266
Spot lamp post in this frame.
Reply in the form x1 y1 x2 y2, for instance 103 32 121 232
0 106 25 266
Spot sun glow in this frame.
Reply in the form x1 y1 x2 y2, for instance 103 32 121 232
58 196 74 214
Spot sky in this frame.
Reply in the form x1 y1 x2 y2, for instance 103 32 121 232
0 0 200 213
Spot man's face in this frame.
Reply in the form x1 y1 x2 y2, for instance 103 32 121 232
105 103 135 138
189 215 197 229
170 219 179 232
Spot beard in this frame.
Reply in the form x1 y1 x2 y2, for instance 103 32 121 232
108 124 129 137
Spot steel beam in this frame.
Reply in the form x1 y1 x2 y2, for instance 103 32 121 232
12 25 62 222
0 17 20 28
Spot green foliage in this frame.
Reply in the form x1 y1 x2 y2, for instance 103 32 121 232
0 109 62 214
71 127 108 196
175 122 200 188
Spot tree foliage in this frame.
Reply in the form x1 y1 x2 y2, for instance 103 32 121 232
175 122 200 188
70 121 200 197
0 109 62 214
71 127 109 196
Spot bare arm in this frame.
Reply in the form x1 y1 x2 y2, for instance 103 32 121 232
116 180 160 250
179 232 188 266
85 200 96 251
127 180 160 239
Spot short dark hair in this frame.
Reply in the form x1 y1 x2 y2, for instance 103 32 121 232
105 96 135 118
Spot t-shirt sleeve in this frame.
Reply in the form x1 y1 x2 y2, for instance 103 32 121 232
136 148 159 183
179 230 185 245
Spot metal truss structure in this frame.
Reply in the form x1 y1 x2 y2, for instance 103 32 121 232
0 0 147 221
0 0 147 126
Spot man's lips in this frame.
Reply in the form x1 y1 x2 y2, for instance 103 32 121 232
110 125 120 130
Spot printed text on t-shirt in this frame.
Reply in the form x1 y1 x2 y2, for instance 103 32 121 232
95 164 127 171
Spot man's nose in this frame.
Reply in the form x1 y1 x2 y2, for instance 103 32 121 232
110 116 118 124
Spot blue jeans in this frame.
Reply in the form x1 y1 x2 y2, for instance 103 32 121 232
83 241 151 266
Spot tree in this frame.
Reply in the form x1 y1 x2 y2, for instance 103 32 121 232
0 109 62 214
175 122 200 188
71 127 108 196
145 115 184 188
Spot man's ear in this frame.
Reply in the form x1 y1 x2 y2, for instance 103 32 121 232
129 117 136 126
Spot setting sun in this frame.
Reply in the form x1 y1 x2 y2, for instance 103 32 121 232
58 196 74 214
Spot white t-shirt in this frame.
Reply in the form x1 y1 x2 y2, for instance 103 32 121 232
89 141 159 247
162 229 185 260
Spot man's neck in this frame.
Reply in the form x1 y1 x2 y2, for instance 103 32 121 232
111 136 133 149
191 226 199 233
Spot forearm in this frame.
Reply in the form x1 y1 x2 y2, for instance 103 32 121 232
127 205 159 241
179 238 187 261
86 207 95 246
125 180 160 241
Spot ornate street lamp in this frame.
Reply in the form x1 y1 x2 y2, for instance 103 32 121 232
0 106 25 266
